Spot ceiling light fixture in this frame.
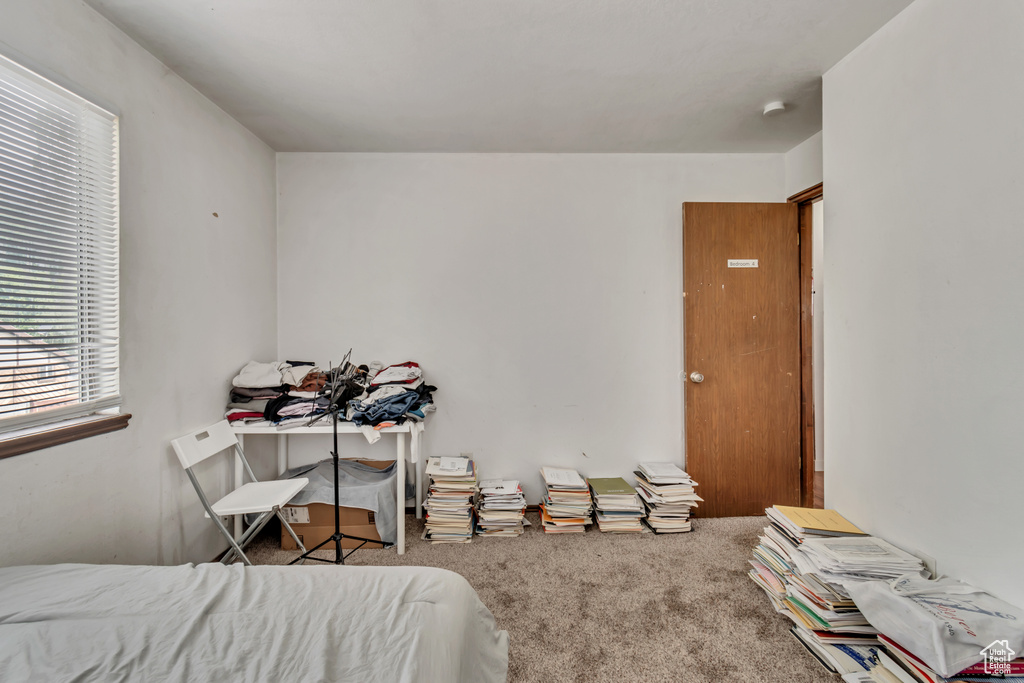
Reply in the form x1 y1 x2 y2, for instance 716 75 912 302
762 101 786 117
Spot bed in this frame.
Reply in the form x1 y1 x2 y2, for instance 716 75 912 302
0 563 508 682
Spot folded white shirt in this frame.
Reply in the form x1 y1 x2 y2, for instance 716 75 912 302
232 360 288 388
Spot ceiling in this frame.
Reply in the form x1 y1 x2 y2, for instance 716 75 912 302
84 0 912 153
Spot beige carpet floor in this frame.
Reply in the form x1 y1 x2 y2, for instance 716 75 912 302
246 514 834 683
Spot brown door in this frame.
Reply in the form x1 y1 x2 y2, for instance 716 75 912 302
683 203 801 517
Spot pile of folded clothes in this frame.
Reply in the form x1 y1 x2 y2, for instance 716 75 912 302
346 361 436 427
226 360 330 426
225 359 436 428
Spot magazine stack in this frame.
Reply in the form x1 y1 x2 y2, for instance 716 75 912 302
634 462 701 533
476 479 527 536
423 456 477 543
539 467 592 533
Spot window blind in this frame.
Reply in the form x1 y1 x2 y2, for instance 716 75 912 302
0 54 120 431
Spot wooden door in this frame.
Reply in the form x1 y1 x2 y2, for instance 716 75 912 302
683 203 801 517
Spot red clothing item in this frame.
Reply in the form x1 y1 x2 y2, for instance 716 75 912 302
227 411 263 422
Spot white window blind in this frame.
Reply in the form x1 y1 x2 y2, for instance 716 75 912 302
0 54 120 432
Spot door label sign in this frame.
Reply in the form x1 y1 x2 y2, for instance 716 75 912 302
728 259 758 268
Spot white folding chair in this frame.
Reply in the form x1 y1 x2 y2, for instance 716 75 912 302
171 420 309 565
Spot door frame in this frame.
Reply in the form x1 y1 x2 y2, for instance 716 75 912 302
787 182 823 507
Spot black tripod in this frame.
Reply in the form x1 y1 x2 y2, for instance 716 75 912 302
289 364 394 565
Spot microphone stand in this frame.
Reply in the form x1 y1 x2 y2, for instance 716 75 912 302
289 360 394 565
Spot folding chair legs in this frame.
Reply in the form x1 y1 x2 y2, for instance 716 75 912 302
220 507 278 565
210 509 254 566
185 468 255 566
277 509 307 565
219 506 308 565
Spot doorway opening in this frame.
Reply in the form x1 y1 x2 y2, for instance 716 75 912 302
789 183 824 508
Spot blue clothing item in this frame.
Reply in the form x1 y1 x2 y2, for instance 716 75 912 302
348 390 420 426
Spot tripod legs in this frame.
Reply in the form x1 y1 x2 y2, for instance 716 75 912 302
288 530 390 565
287 417 395 565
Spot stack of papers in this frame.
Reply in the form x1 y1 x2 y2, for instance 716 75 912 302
634 462 702 533
588 477 645 533
766 505 866 545
789 627 884 678
637 462 691 485
539 467 592 533
423 456 477 544
793 536 926 582
750 506 885 637
748 507 963 681
475 479 528 537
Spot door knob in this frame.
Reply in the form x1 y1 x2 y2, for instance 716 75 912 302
689 372 704 383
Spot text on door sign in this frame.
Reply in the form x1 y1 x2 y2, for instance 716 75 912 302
727 259 758 268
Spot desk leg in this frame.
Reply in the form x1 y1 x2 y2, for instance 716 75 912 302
396 432 406 555
234 434 245 540
415 458 423 520
413 425 423 519
277 434 288 475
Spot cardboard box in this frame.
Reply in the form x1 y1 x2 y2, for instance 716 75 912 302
280 459 393 551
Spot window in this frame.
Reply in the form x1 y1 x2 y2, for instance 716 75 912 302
0 54 126 454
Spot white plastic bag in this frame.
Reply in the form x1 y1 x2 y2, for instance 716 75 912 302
845 574 1024 677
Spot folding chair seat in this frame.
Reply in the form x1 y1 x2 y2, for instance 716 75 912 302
171 420 309 565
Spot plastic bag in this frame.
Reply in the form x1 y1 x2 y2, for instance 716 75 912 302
845 574 1024 677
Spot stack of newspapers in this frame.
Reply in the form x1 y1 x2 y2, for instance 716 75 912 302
475 479 527 536
539 467 592 533
634 462 702 533
423 456 477 544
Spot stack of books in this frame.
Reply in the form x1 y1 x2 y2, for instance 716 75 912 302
423 456 477 544
634 462 702 533
475 479 527 536
539 467 592 533
588 477 645 533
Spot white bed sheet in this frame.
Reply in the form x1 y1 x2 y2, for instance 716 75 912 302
0 563 508 682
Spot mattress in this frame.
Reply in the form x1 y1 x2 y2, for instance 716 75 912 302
0 562 508 682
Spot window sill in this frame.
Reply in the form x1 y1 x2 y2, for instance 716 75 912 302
0 413 132 460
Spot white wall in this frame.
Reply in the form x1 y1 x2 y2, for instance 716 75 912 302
784 131 823 198
0 0 278 566
824 0 1024 607
277 153 784 502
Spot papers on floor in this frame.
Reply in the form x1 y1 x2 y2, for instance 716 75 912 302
539 467 591 533
588 477 645 533
789 627 885 677
793 536 927 582
424 456 477 544
746 506 995 683
634 462 701 533
475 479 527 537
766 505 866 544
752 506 911 636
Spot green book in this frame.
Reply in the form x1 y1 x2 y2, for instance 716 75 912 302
587 477 635 496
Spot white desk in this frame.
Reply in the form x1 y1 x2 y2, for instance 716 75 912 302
231 421 424 555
